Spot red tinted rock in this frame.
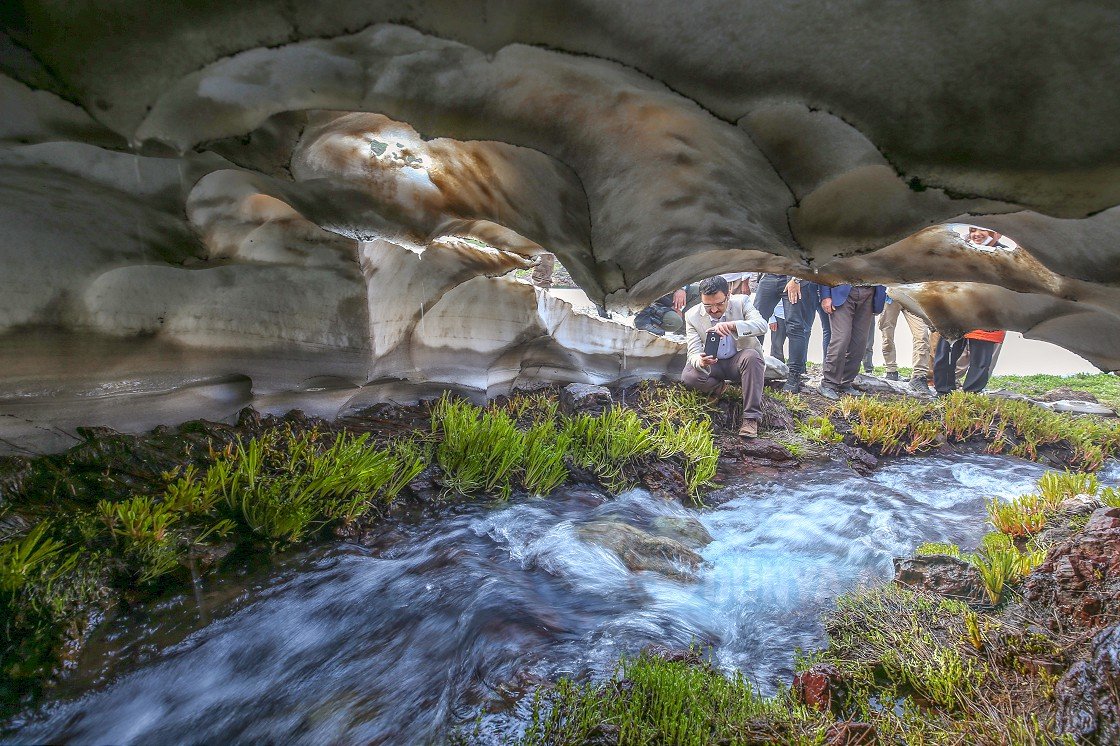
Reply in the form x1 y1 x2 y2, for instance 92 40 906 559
1023 507 1120 631
792 663 845 712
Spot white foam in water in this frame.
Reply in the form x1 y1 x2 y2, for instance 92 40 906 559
5 453 1069 744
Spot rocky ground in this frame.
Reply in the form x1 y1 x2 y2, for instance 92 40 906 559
1 377 1118 741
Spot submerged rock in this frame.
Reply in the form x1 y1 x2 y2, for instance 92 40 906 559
578 520 702 581
648 515 713 549
893 555 989 606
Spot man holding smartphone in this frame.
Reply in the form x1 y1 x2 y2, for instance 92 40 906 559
680 275 769 438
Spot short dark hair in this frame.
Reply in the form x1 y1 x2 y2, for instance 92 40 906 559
698 276 729 297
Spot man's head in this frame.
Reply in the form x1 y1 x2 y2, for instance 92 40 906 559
698 275 730 316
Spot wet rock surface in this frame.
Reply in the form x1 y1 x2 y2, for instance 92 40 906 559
792 663 846 712
893 554 989 606
1055 623 1120 743
648 515 713 549
1024 507 1120 630
577 520 702 581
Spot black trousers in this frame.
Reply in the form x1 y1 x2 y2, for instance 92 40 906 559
934 337 997 393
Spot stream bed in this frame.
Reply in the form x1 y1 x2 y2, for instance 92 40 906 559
6 453 1097 744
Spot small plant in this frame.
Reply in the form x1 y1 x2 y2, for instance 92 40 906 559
565 407 657 493
522 421 571 496
987 494 1048 537
768 389 809 415
915 541 961 558
0 523 70 593
973 548 1021 605
795 415 841 445
1038 470 1098 507
433 395 526 498
1101 486 1120 508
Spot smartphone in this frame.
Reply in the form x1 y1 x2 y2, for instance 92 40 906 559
704 329 720 357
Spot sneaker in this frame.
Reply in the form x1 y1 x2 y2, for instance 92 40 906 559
841 385 861 396
738 419 759 438
818 385 841 401
909 376 932 395
782 376 802 394
885 371 900 381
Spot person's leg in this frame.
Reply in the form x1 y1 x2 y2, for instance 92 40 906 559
782 292 810 378
903 309 931 379
531 252 555 288
879 301 901 376
990 341 1003 373
841 288 876 388
822 298 856 390
862 316 875 373
731 348 765 423
955 344 970 383
681 362 725 395
962 339 997 392
660 309 684 334
634 306 664 335
770 318 787 361
934 338 966 394
752 274 785 321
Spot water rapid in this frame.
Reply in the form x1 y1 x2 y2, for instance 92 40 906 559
7 454 1093 744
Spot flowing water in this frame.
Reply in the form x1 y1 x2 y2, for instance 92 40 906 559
8 454 1115 744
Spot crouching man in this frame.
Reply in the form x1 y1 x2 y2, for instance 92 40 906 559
680 276 768 438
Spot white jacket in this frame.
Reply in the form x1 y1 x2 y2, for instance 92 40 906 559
684 294 768 372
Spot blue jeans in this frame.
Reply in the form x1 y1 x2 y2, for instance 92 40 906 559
803 282 830 357
753 274 812 377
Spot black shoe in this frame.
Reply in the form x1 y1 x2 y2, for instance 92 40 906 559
818 385 841 401
782 377 802 394
885 371 900 381
841 385 861 396
909 376 932 394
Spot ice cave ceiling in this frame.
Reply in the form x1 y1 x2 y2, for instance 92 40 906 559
1 0 1119 448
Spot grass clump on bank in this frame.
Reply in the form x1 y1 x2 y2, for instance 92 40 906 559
521 650 824 746
829 391 1120 470
430 390 720 501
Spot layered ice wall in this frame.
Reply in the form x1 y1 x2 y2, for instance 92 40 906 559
1 2 1118 449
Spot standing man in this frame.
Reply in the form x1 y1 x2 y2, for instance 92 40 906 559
934 329 1005 395
681 276 768 438
818 284 887 400
753 273 813 393
879 293 934 394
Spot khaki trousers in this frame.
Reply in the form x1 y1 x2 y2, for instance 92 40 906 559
878 302 931 377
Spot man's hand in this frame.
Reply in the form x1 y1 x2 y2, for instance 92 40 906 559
699 354 718 367
712 321 738 336
672 288 686 312
785 278 801 304
821 297 834 315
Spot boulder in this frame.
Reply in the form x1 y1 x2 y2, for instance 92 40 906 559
1055 624 1120 744
893 555 989 606
649 515 713 548
1047 400 1117 416
578 520 702 581
1023 507 1120 630
559 383 613 417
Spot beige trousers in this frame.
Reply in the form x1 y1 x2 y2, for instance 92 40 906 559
878 301 931 377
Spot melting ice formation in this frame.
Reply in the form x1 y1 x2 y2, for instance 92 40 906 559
1 2 1118 447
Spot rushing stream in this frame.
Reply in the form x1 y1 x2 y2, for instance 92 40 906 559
9 453 1112 744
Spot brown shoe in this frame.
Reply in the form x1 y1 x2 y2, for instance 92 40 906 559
709 381 728 400
738 419 759 438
